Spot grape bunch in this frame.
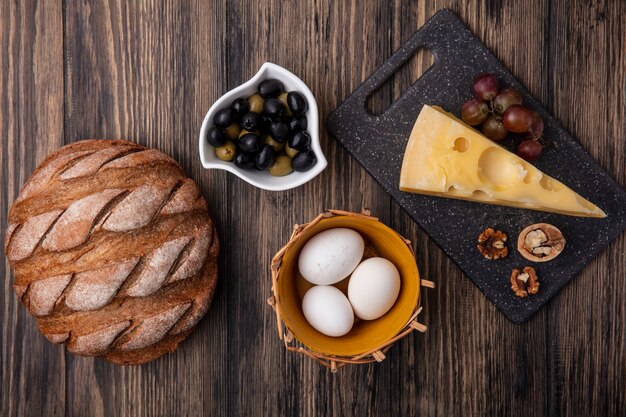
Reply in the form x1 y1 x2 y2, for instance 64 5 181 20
461 73 545 161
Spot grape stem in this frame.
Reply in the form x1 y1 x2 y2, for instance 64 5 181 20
536 136 555 149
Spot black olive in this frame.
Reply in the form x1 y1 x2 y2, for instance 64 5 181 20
234 152 255 169
288 131 311 151
263 98 284 120
238 129 256 139
287 92 308 116
269 121 289 142
214 108 235 128
230 98 249 119
239 133 262 153
259 114 273 133
240 112 261 131
255 145 275 170
258 79 284 98
206 127 227 147
288 116 307 131
292 150 317 172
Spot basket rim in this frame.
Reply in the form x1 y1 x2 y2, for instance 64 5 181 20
269 209 435 371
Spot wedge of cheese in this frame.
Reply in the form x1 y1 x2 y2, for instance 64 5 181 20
399 105 606 218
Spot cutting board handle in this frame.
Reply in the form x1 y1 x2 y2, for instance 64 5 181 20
346 9 460 121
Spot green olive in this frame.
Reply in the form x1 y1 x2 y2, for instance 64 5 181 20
214 140 236 161
248 94 264 113
269 155 293 176
278 92 292 117
224 123 241 140
285 143 299 158
264 135 284 153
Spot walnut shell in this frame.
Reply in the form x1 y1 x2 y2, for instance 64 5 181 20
517 223 565 262
5 140 219 365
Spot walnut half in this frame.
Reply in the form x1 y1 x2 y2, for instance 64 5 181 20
517 223 566 262
510 266 540 298
477 227 508 260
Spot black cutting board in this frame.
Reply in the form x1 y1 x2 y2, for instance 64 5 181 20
326 9 626 324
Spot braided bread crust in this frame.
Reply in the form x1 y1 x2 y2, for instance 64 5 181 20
6 140 219 365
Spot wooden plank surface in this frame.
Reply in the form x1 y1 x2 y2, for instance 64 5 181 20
0 1 66 416
1 0 624 416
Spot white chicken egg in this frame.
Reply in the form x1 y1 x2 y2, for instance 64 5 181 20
298 228 364 285
348 257 401 320
302 286 354 337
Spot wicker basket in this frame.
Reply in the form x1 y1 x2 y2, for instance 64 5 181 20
268 209 435 372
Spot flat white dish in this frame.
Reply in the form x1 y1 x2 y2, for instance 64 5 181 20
199 62 327 191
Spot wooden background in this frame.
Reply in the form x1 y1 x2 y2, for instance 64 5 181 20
1 1 624 416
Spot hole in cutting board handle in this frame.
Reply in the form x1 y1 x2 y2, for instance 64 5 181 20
366 48 434 116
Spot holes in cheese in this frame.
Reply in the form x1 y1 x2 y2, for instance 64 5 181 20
539 176 564 192
522 164 541 184
399 105 606 218
477 147 526 189
471 190 491 199
453 137 469 152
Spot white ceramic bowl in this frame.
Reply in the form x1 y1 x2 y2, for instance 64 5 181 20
199 62 327 191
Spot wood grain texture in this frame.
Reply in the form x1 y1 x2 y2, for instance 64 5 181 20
62 1 228 416
0 1 66 416
1 0 624 416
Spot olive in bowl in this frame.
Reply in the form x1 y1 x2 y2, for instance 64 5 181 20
199 62 327 191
